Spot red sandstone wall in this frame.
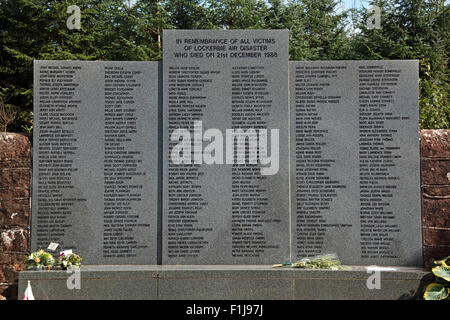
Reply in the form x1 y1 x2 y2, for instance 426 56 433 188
421 130 450 266
0 133 31 300
0 130 448 299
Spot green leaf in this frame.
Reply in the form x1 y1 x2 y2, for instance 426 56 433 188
432 266 450 282
432 256 450 268
423 283 449 300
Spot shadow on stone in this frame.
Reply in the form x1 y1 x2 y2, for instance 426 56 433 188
397 272 433 300
1 284 18 300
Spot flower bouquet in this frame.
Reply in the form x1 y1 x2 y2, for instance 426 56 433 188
58 252 82 270
26 250 55 270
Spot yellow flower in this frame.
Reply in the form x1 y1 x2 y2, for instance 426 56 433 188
34 257 40 263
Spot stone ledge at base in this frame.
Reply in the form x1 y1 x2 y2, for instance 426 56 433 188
18 265 431 300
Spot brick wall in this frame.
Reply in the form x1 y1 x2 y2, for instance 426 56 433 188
0 133 31 300
0 130 448 299
421 130 450 266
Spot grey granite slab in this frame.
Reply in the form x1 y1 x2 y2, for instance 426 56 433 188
293 278 425 300
32 61 160 264
162 30 290 264
18 278 158 300
289 61 422 266
31 55 422 268
19 265 429 300
159 278 292 300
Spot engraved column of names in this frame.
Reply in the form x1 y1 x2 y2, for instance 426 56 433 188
293 65 348 257
358 65 402 260
166 66 213 258
103 66 147 259
35 64 82 248
231 66 277 258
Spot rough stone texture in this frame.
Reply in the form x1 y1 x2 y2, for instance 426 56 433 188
0 160 31 170
420 130 450 158
0 283 18 300
422 197 449 228
0 132 31 300
0 188 29 200
0 169 31 189
0 199 30 229
423 246 450 265
0 133 32 160
423 229 450 246
0 228 28 252
421 159 450 185
420 130 450 267
0 253 27 282
0 253 27 300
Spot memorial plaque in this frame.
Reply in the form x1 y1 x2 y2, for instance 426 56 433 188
290 60 422 266
32 60 160 264
163 30 290 264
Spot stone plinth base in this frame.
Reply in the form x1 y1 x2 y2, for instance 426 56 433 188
18 265 431 300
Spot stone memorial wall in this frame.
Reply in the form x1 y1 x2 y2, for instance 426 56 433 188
4 131 449 300
29 30 424 267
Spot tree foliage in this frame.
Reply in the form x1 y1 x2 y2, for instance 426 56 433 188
0 0 448 130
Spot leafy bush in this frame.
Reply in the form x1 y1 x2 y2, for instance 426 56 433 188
420 79 450 129
423 256 450 300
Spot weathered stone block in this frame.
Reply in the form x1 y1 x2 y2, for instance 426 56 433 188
0 285 18 300
18 265 431 300
0 160 31 170
0 133 31 160
0 228 29 252
0 253 27 287
0 188 30 200
421 159 450 185
0 199 30 229
0 253 27 268
423 228 450 246
422 197 450 229
0 284 14 300
421 130 450 158
423 246 450 267
0 169 31 189
422 185 450 196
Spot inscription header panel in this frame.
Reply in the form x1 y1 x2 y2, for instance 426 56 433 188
163 30 290 264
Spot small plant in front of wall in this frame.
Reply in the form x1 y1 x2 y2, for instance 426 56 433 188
58 252 82 270
26 250 55 270
423 255 450 300
273 254 349 270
